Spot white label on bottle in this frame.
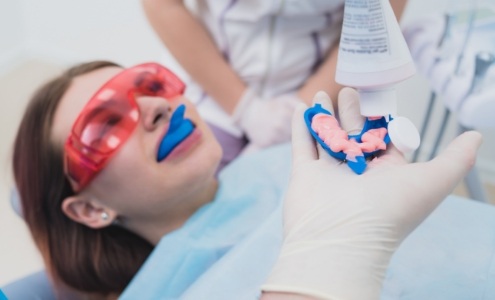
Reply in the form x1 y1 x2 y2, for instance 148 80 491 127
340 0 390 60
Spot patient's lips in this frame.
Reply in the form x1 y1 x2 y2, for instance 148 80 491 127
165 129 202 161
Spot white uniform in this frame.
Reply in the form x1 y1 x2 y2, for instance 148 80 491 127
163 0 345 136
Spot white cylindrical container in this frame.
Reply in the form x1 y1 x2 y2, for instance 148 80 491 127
335 0 416 117
335 0 420 153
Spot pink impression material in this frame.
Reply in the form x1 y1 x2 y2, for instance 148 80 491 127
311 113 388 162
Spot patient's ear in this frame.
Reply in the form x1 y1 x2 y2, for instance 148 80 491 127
61 195 116 229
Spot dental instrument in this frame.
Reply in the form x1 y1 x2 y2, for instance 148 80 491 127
458 52 495 128
455 51 495 202
427 2 478 161
411 0 480 162
412 13 457 162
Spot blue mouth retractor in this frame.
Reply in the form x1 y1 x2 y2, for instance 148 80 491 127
157 104 195 162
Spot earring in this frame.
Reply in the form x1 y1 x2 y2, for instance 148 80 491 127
101 211 109 221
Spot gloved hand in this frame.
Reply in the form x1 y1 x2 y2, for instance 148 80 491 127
262 89 482 299
232 88 301 149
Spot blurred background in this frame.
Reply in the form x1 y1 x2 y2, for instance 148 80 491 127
0 0 494 286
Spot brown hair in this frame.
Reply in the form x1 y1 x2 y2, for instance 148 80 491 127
12 61 154 296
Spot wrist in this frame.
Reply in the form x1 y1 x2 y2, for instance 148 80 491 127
262 228 399 299
231 88 258 126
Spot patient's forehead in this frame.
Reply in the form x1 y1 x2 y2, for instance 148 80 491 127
51 67 122 146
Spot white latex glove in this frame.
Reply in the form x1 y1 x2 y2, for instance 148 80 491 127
232 88 301 148
261 89 482 300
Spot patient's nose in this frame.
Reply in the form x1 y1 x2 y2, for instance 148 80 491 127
137 96 172 131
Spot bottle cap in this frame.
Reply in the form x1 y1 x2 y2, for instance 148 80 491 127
387 116 420 153
359 89 397 117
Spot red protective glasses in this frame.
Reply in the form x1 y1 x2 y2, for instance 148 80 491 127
64 63 185 192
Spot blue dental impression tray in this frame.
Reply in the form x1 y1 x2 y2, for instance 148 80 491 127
304 104 391 174
157 104 195 161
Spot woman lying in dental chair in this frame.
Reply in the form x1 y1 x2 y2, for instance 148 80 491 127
3 61 493 300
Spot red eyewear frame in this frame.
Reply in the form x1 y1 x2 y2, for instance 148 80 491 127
64 63 185 192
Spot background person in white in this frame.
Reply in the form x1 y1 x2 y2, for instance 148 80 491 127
142 0 409 168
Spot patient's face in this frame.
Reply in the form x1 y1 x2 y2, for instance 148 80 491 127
51 67 222 220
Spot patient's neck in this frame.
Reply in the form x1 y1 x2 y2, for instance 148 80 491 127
129 178 219 245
